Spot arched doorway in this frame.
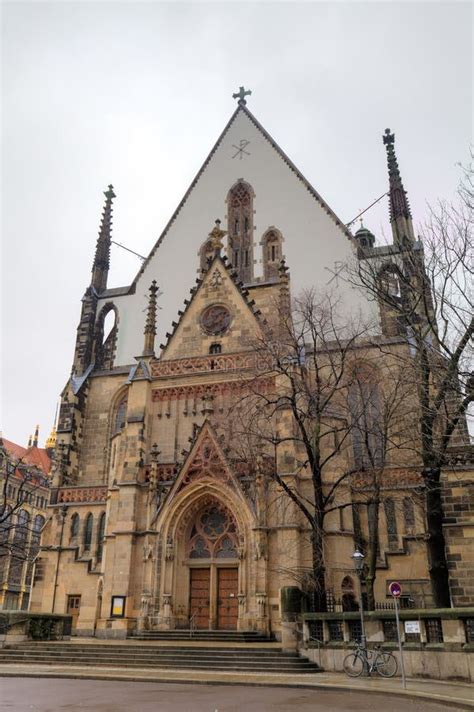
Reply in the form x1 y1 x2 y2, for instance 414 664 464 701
187 503 239 630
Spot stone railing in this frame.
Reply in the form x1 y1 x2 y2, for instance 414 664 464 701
151 353 261 378
55 485 108 504
0 611 72 646
300 608 474 682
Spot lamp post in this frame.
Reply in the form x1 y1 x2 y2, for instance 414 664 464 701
352 549 369 674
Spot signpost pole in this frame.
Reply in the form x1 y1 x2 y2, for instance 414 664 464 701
390 584 406 689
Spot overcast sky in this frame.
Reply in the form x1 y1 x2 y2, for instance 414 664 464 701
1 1 472 447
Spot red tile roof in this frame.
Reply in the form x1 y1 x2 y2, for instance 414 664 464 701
2 438 52 475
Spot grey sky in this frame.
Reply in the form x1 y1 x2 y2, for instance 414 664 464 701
1 1 472 447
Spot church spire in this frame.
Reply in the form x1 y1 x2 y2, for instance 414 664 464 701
143 280 159 357
91 184 116 293
383 129 415 246
32 424 39 448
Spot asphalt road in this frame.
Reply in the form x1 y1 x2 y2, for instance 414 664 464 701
0 679 462 712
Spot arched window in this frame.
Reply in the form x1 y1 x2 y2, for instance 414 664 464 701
83 513 93 551
348 366 384 469
341 575 358 611
378 265 405 337
261 228 283 281
96 512 106 562
70 513 80 541
113 393 128 434
94 303 119 370
384 498 398 549
227 181 254 283
9 510 30 586
209 343 222 355
188 505 238 560
403 497 415 533
33 515 44 534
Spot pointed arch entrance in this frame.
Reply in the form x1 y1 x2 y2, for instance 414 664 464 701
157 483 252 632
187 503 239 629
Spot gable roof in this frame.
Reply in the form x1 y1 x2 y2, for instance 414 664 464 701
159 252 267 357
123 103 353 296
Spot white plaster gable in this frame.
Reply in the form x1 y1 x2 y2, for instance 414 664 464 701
97 106 377 366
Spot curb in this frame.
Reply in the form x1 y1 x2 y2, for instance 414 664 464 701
0 669 472 709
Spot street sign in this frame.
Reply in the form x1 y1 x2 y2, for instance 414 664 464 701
405 621 420 634
389 581 402 598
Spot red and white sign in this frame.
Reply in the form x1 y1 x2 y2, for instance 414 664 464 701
389 581 402 598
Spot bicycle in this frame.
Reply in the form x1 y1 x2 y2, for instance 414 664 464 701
343 642 398 678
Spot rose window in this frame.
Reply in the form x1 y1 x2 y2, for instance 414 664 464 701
188 505 238 559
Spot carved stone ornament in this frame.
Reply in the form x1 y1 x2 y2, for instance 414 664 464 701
209 269 223 290
165 535 174 561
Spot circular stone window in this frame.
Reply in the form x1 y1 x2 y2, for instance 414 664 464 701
200 304 232 336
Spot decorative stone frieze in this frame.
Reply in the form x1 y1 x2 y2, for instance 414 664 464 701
57 486 107 504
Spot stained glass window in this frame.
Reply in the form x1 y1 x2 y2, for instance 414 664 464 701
188 505 238 559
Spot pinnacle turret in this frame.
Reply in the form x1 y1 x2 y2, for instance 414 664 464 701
143 280 159 357
383 129 415 245
91 185 116 293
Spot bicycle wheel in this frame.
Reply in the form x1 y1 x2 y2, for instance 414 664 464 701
377 651 398 678
343 652 364 677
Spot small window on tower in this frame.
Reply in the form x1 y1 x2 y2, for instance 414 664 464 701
209 343 222 355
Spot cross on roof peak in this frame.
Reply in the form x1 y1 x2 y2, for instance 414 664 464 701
232 86 252 106
383 128 395 147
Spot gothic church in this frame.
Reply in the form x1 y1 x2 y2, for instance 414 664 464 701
30 92 464 637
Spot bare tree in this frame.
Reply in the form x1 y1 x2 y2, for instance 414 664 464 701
346 360 418 609
221 286 391 611
349 162 473 607
0 443 49 563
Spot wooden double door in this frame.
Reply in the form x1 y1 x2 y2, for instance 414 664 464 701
189 567 238 630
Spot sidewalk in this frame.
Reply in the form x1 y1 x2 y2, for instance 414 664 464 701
0 663 472 709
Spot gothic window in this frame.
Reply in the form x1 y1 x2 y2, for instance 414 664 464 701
341 576 358 612
378 265 405 337
227 181 254 283
403 497 415 533
384 498 398 549
83 513 93 551
113 394 128 434
188 504 238 560
94 303 119 370
349 365 384 470
9 510 29 586
352 503 365 553
70 513 79 540
261 228 283 281
209 343 222 355
96 512 106 562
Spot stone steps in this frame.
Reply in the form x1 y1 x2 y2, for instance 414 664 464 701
0 642 321 674
129 630 272 642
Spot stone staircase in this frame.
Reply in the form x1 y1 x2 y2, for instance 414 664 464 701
0 639 321 674
129 629 271 643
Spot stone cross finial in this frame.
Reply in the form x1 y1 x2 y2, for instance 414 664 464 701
232 86 252 106
383 128 395 146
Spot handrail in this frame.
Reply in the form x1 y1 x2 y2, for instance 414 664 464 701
189 608 201 639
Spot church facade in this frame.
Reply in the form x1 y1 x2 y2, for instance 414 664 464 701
30 93 473 637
